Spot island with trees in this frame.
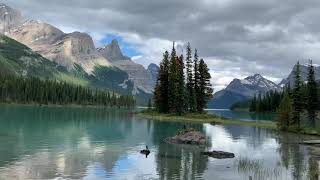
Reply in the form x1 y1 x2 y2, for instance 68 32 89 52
141 44 320 135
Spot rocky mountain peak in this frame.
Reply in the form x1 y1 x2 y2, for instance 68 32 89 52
9 20 64 47
97 39 130 61
0 3 24 34
148 63 160 82
279 64 320 87
64 32 96 55
209 74 281 108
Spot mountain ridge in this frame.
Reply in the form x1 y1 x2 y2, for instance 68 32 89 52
208 74 281 109
0 3 154 100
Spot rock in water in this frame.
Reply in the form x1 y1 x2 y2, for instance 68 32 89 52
165 129 206 145
201 151 235 159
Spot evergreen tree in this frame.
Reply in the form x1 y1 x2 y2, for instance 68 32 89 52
176 54 186 115
277 93 293 131
306 60 318 127
250 94 257 112
292 61 303 129
154 51 170 113
168 42 179 113
194 49 201 112
0 74 135 108
197 59 213 111
147 98 152 110
185 42 194 112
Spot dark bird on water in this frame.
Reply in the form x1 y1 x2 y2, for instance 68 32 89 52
140 146 150 158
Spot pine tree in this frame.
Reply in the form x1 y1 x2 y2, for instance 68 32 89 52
277 92 293 131
194 49 201 112
168 42 179 113
154 51 170 113
292 61 303 129
176 54 186 115
197 59 213 111
307 60 318 127
250 94 257 112
185 42 194 112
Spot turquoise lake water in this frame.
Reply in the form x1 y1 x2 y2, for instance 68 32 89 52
0 105 318 180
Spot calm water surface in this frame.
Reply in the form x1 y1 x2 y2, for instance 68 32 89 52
0 105 319 180
207 109 276 121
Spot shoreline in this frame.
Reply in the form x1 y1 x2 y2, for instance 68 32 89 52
138 111 320 136
0 102 133 109
137 111 277 129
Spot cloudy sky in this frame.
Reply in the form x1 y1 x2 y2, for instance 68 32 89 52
3 0 320 92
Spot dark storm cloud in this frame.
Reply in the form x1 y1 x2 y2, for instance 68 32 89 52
3 0 320 90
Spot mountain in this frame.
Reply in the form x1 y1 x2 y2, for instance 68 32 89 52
147 63 160 83
0 34 85 84
0 3 24 34
97 39 155 94
208 74 281 109
279 64 320 87
0 3 153 104
8 20 111 73
97 39 130 62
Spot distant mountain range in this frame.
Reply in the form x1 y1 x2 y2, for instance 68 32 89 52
209 64 320 109
279 63 320 87
0 3 159 104
208 74 281 109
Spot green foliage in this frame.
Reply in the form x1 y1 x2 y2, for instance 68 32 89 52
168 42 179 112
197 59 213 111
306 60 318 127
185 42 195 111
154 51 170 113
292 61 303 128
0 74 135 108
153 42 213 115
231 100 251 111
276 93 293 131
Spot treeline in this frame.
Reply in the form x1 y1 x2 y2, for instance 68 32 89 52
0 74 135 108
249 90 284 112
277 61 318 130
154 42 213 114
237 61 318 131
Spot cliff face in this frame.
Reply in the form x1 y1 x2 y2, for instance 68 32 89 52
98 39 155 94
8 20 111 73
147 63 160 83
0 3 155 99
97 39 130 62
0 3 24 34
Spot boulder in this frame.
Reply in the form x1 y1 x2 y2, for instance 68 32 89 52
165 129 206 145
201 151 235 159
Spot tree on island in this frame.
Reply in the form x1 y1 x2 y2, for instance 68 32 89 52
292 61 303 129
153 42 213 114
197 58 213 111
154 51 170 113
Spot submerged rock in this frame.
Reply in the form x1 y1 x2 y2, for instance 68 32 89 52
201 151 235 159
165 129 206 145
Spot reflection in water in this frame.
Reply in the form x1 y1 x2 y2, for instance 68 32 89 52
207 109 275 121
0 105 318 179
236 158 281 180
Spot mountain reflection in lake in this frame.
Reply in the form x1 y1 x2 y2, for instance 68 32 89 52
0 105 318 180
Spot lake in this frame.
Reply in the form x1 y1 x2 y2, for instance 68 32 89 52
0 105 318 180
207 109 276 122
